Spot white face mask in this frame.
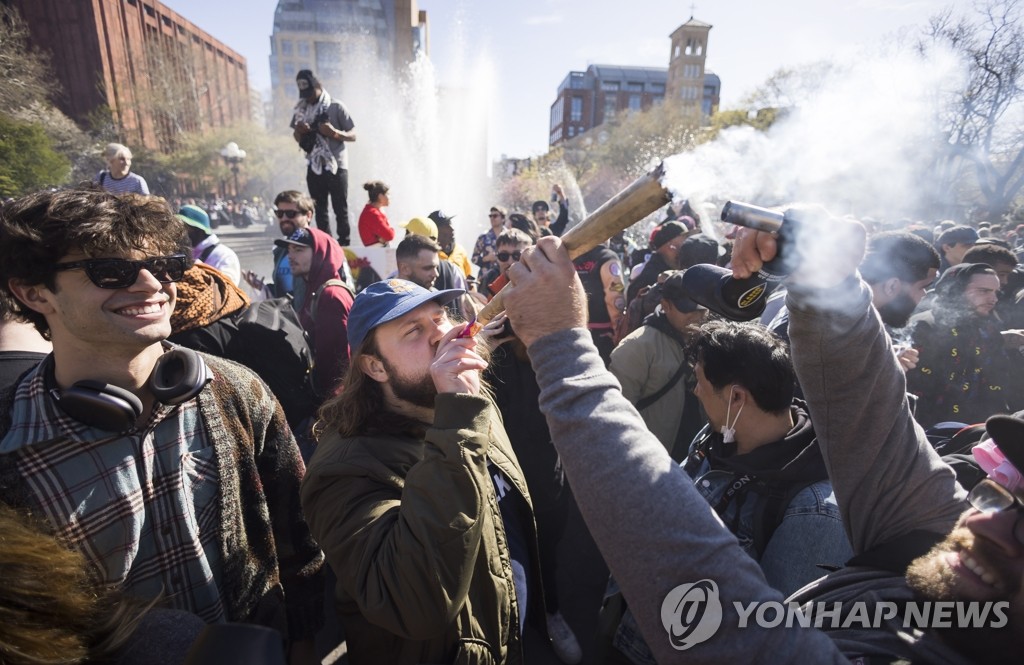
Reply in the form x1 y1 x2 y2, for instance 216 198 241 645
721 385 744 444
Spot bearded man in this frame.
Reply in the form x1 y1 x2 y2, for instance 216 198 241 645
300 279 547 664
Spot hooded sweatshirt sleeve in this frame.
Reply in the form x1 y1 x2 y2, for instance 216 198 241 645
529 328 846 664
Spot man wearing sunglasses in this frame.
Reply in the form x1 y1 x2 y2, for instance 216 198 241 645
500 226 1024 664
244 190 315 305
0 189 325 663
481 228 533 300
473 205 508 273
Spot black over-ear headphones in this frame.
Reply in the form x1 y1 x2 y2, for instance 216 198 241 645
48 343 211 432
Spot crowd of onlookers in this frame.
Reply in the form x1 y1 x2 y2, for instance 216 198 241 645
3 161 1024 665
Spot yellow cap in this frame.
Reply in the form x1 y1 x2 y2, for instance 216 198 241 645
401 216 438 241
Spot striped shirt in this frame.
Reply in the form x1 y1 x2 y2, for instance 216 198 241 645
97 170 150 195
0 358 225 622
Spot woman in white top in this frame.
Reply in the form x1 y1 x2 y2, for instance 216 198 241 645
96 143 150 195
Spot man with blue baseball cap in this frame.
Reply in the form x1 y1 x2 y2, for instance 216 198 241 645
301 278 548 664
177 204 241 286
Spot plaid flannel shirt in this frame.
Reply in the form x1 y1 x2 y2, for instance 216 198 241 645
0 353 326 640
0 357 226 622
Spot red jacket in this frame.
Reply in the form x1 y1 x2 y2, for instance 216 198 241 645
358 204 395 246
298 228 354 398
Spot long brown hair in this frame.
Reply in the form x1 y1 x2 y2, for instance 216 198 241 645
0 506 153 664
317 330 422 438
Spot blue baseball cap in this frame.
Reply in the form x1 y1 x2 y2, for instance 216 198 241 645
177 205 211 233
347 279 464 353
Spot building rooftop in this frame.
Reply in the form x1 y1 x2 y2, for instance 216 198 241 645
587 64 668 81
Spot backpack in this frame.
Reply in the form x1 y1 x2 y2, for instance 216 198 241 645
612 284 660 346
224 297 317 426
310 279 355 325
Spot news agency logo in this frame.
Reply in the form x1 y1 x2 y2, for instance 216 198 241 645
660 579 723 651
662 579 1010 651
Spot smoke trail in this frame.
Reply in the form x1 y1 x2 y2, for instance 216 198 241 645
661 42 964 226
658 41 964 313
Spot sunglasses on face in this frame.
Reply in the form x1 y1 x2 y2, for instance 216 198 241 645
968 478 1024 515
497 250 522 262
274 209 301 219
53 254 188 289
489 213 503 219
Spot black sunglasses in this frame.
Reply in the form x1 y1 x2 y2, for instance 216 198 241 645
274 209 301 219
497 250 522 262
53 255 188 289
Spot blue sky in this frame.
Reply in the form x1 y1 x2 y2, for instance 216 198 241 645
165 0 970 158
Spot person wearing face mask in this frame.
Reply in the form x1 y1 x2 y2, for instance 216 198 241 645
291 69 356 246
682 320 853 587
602 319 851 664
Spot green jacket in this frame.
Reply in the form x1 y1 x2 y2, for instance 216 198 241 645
301 393 544 664
609 319 691 451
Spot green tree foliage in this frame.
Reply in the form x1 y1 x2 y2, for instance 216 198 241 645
128 121 301 200
0 114 69 196
498 102 702 216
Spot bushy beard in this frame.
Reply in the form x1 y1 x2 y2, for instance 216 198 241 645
905 525 1023 662
381 356 437 409
877 291 918 329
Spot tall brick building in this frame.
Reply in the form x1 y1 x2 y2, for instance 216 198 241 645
547 15 721 148
7 0 251 152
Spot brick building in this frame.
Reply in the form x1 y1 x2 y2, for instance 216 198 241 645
548 65 668 147
548 15 721 148
7 0 251 152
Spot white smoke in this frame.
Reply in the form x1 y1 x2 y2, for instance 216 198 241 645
659 41 966 314
661 41 965 228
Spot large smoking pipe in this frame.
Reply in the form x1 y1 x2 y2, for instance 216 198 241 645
477 162 673 324
682 200 793 321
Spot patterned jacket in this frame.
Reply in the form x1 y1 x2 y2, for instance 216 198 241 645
0 353 325 641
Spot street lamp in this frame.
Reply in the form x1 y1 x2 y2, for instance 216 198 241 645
220 141 247 197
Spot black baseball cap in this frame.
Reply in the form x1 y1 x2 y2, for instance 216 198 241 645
274 228 315 249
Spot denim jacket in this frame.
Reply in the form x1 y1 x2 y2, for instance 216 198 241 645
611 402 853 665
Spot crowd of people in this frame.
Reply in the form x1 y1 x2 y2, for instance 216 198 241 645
1 71 1024 665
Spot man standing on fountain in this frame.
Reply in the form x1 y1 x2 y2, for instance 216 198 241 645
291 69 357 246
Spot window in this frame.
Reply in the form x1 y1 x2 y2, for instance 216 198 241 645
284 63 296 78
604 96 617 120
650 82 665 93
600 80 620 92
571 75 586 89
626 81 644 92
685 38 694 56
673 43 680 59
298 42 310 57
628 94 642 111
570 97 583 122
126 0 137 6
550 103 562 129
143 4 155 17
568 126 576 138
280 40 293 56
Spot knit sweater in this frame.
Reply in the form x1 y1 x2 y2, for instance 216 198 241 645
0 353 325 641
